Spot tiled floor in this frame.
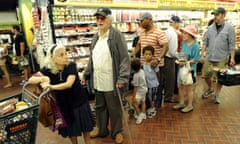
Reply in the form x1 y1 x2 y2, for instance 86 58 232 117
1 74 240 144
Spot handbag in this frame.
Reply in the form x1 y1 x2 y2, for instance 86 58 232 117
39 94 55 127
178 62 193 85
49 96 67 131
39 92 67 131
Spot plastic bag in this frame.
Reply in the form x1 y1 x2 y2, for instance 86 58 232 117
178 62 193 85
19 57 29 67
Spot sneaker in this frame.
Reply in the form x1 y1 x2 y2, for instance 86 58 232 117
141 113 147 120
20 80 27 86
136 113 146 124
146 108 153 118
202 89 214 99
147 112 152 118
173 103 186 110
181 106 194 113
150 108 157 117
134 114 138 119
214 96 220 104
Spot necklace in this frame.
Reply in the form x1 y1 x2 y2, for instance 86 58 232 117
59 71 63 81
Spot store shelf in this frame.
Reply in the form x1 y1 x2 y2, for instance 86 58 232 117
54 0 158 9
53 21 95 26
55 32 96 38
64 42 92 47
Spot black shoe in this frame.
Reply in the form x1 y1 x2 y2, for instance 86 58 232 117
164 99 178 103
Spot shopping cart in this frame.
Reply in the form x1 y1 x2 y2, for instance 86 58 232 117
0 83 49 144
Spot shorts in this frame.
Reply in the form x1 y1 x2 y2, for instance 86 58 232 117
147 87 158 102
0 57 6 66
135 94 145 105
201 58 228 81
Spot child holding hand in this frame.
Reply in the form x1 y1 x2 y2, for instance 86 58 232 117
130 58 148 125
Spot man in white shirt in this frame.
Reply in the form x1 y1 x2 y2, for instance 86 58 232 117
163 15 181 103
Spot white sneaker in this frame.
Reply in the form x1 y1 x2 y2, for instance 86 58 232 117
147 108 152 118
134 114 138 119
214 96 220 104
147 108 156 118
147 112 152 118
151 108 157 117
141 113 146 120
19 80 27 86
136 113 146 124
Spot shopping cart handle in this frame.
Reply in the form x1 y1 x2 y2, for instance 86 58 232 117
38 88 51 104
22 81 29 89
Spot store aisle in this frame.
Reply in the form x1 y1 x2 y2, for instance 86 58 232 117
1 75 240 144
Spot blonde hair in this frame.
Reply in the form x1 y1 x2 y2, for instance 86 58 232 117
44 44 66 74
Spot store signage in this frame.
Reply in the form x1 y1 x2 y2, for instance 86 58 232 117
54 0 238 10
55 0 112 4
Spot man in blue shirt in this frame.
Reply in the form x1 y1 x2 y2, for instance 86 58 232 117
200 7 236 104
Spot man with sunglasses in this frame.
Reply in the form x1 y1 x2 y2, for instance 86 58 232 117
83 7 130 144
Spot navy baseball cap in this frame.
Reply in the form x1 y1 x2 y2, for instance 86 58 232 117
94 7 112 17
169 15 181 23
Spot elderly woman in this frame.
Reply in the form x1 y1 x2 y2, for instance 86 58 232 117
28 45 95 144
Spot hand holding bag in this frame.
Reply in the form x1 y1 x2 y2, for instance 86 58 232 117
19 57 29 67
178 62 193 85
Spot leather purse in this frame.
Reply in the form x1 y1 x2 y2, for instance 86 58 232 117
39 94 54 127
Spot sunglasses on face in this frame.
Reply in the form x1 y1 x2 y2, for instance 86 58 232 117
96 16 106 21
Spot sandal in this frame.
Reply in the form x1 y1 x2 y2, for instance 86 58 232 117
89 127 99 138
4 84 13 88
115 133 124 144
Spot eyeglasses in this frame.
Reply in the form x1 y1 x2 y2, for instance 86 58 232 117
96 16 106 21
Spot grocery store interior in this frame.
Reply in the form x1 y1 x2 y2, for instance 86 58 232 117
1 0 240 144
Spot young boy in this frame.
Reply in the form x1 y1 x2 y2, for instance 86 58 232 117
131 58 148 124
142 46 160 118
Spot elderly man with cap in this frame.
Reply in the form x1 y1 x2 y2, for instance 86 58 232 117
131 12 168 110
200 7 235 104
163 15 182 104
83 7 130 144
